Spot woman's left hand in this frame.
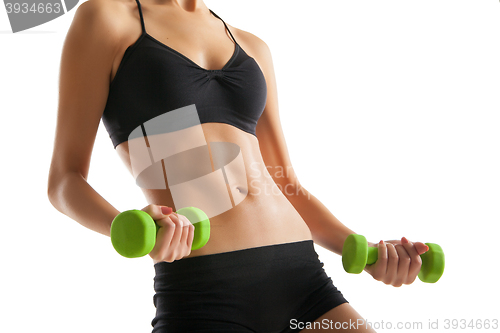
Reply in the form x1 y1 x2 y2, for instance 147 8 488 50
364 237 429 287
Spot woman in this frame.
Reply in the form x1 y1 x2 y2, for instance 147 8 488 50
47 0 429 331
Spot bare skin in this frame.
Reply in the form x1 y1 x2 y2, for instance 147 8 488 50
47 0 429 331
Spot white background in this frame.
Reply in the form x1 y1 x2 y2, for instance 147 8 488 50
1 0 499 332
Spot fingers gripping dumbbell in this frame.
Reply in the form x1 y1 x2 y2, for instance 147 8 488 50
341 234 445 283
110 207 210 258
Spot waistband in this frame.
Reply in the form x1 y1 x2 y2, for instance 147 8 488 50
154 239 317 277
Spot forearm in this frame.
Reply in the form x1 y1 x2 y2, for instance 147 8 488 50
285 185 356 255
48 171 120 237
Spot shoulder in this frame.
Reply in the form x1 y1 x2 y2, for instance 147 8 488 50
71 0 135 43
75 0 121 24
231 27 271 61
76 0 132 18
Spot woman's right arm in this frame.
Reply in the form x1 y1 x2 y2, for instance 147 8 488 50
47 1 194 263
47 0 127 237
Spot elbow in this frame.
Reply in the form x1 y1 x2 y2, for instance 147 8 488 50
47 175 61 211
47 169 71 211
47 170 87 212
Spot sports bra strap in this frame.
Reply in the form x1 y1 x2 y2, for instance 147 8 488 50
133 0 237 46
134 0 147 35
209 9 239 46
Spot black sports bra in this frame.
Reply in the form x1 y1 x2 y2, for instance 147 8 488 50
101 0 268 148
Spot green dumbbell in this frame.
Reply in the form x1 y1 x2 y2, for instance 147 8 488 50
110 206 210 258
341 234 445 283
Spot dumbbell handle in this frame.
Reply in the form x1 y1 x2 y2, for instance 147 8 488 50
365 246 379 266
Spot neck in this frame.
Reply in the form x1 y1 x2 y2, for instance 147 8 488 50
168 0 207 12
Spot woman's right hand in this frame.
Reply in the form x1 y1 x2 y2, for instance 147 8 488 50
141 204 195 264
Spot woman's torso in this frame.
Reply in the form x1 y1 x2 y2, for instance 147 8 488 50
105 0 312 258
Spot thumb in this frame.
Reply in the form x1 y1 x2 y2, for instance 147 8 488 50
415 242 429 255
141 204 173 220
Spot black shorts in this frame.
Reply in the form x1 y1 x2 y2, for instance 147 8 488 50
151 240 348 332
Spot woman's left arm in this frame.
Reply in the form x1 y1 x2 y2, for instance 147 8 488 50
247 32 427 286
